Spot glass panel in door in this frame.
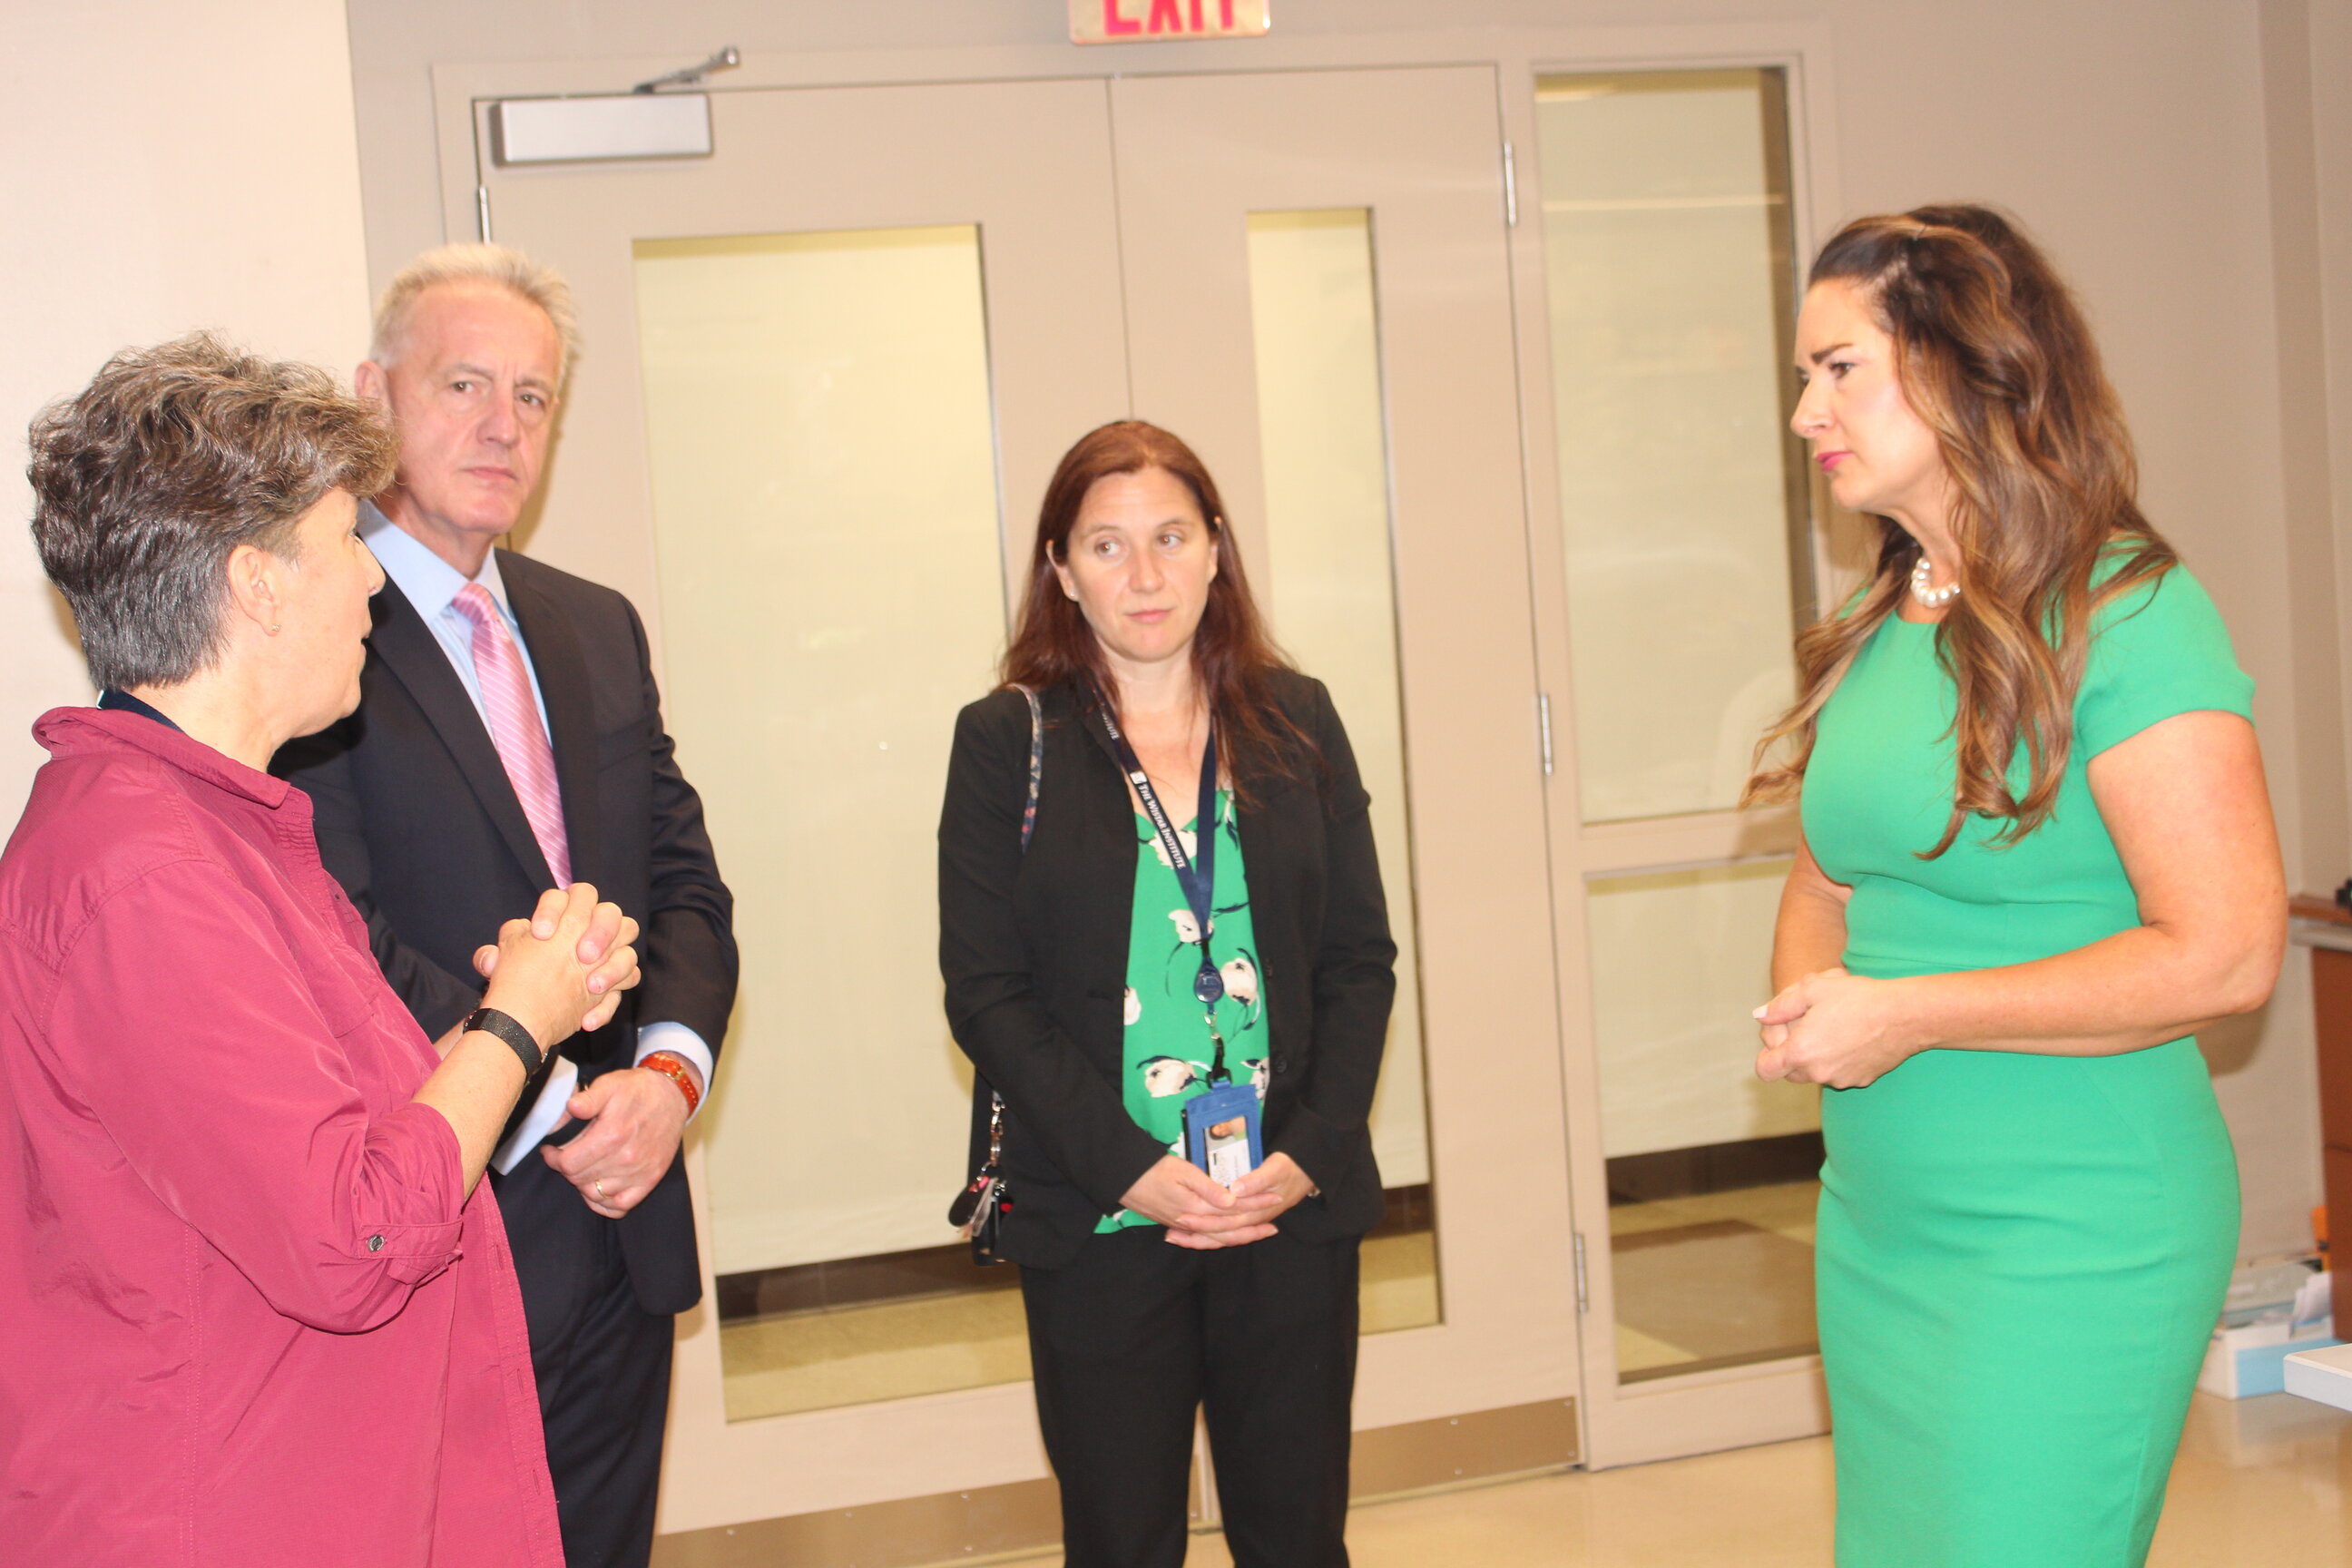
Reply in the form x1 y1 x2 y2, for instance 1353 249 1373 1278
1585 858 1816 1378
1541 69 1809 825
1245 207 1437 1334
632 224 1026 1420
1535 64 1825 1453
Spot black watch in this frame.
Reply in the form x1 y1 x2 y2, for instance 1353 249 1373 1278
462 1006 546 1077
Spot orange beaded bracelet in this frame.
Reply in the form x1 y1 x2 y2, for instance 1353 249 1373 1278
640 1051 702 1118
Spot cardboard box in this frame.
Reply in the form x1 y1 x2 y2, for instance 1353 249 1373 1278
2284 1340 2352 1412
2200 1318 2345 1399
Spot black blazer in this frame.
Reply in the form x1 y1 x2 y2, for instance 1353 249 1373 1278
273 552 737 1314
938 670 1396 1269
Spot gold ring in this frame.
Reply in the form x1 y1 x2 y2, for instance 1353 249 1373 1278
593 1179 607 1200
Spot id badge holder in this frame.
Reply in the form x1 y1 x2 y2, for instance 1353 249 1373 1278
1182 1082 1264 1189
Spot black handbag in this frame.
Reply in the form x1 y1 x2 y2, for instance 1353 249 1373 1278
946 683 1042 1264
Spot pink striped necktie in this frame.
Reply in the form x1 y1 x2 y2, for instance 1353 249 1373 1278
452 583 572 887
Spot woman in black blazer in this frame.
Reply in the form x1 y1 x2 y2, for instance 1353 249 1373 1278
939 421 1396 1568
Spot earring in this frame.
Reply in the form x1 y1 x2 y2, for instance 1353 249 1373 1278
267 624 282 636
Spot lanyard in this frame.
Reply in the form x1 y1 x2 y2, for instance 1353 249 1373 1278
1098 699 1232 1082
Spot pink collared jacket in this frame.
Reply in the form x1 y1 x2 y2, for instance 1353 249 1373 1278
0 708 562 1567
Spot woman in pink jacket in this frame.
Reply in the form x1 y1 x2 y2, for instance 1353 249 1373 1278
0 335 641 1567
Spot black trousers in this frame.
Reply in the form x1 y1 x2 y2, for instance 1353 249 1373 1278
492 1152 675 1568
1018 1226 1361 1568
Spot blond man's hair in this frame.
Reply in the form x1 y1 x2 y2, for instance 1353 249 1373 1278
370 242 580 378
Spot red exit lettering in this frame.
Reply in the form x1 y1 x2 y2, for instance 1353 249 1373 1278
1098 0 1243 36
1077 0 1263 44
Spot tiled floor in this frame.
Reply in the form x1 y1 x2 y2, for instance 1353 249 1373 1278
1112 1389 2350 1566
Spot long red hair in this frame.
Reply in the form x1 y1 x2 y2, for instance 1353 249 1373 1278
1002 420 1313 796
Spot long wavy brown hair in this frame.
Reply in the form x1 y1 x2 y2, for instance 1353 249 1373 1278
1002 420 1314 799
1743 204 2176 856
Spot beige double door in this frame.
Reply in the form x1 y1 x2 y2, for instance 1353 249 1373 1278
469 64 1651 1533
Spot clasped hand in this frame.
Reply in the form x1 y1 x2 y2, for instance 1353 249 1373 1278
468 882 642 1043
1119 1149 1315 1250
469 887 686 1218
1754 966 1920 1089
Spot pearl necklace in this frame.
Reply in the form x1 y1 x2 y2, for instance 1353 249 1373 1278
1909 555 1961 609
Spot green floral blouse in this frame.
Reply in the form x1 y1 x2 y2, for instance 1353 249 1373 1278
1100 790 1269 1231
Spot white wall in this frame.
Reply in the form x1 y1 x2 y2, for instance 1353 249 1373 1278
0 0 374 823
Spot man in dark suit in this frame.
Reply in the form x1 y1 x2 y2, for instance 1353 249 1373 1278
275 245 737 1568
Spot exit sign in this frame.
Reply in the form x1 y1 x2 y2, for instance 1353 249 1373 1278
1070 0 1271 44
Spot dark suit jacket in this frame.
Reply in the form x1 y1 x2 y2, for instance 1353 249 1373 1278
937 670 1396 1269
274 552 737 1315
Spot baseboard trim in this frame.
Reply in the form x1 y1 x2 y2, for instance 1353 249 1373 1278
650 1396 1580 1568
1349 1396 1581 1501
651 1475 1063 1568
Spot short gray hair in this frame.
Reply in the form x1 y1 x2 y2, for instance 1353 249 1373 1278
370 242 580 378
28 334 398 691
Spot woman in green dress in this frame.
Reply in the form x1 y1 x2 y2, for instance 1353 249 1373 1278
1747 206 2287 1567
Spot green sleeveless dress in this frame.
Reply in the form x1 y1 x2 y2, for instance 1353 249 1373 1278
1802 564 2249 1567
